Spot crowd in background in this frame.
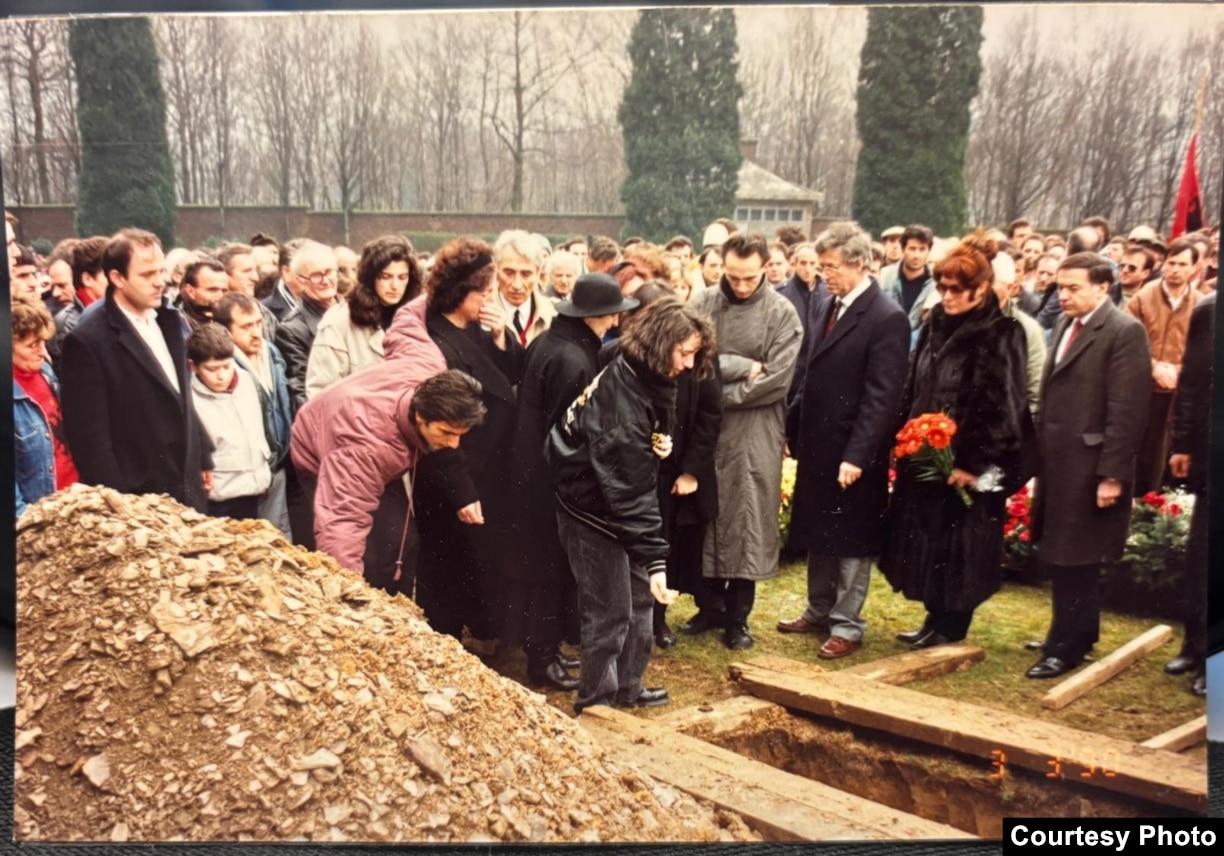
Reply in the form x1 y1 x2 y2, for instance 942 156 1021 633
8 206 1217 709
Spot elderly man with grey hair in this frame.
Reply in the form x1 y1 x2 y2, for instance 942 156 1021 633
495 229 556 347
779 221 910 659
545 250 581 301
275 239 339 415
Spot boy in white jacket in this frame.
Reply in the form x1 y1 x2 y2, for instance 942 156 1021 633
188 324 273 520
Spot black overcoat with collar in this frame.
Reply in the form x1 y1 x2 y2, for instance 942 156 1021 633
506 314 603 585
785 281 910 555
59 287 214 513
1031 298 1151 566
413 310 525 620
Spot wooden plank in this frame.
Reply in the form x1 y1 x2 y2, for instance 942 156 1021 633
729 646 984 688
843 645 986 685
1141 716 1207 752
580 705 971 841
733 663 1206 813
652 695 781 733
1041 625 1173 711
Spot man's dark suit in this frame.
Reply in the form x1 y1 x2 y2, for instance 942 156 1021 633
1032 298 1151 668
275 297 329 416
59 288 213 513
1169 293 1214 673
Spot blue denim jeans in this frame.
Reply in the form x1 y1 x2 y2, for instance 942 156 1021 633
558 512 653 711
257 467 293 541
803 554 875 641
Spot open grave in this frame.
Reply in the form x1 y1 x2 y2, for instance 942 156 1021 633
579 646 1208 839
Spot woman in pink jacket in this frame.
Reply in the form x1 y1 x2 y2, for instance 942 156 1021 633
291 294 486 595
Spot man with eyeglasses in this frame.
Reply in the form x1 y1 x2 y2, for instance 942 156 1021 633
276 240 340 416
779 221 909 659
1116 247 1155 311
688 232 803 650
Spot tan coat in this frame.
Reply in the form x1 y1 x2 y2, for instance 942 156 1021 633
1125 279 1199 387
304 301 385 400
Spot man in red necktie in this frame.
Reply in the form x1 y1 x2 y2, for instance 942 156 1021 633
495 230 556 347
1026 252 1151 680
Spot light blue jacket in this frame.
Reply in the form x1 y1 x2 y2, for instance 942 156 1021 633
14 363 63 517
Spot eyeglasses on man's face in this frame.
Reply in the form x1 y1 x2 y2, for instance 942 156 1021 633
297 268 338 285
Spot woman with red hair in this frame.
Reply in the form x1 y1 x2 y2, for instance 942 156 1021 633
880 233 1033 649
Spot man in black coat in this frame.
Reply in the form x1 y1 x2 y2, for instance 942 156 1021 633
60 228 213 513
1165 292 1214 696
275 240 339 417
1028 253 1151 679
781 222 910 659
505 274 638 690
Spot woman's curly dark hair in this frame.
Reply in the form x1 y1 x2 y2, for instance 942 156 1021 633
349 235 421 330
619 296 717 380
427 237 496 315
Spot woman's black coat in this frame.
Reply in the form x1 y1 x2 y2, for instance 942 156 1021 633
414 310 523 632
879 294 1032 613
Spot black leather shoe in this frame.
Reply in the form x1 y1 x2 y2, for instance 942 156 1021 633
680 611 726 635
527 661 579 691
555 652 580 670
1024 639 1046 651
724 623 755 650
1026 656 1074 679
909 629 953 650
614 687 670 708
1192 674 1207 696
895 627 930 644
655 626 677 649
1164 654 1197 675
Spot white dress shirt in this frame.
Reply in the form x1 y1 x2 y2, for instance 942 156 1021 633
117 302 181 394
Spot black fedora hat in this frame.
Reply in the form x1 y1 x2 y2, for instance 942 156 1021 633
556 273 640 318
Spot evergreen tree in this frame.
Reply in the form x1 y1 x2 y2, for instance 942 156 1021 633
852 7 982 237
69 17 177 246
619 8 742 243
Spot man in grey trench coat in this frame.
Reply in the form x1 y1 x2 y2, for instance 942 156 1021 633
1027 252 1151 680
688 232 804 649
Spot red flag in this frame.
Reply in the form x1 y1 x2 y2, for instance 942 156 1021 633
1171 133 1203 240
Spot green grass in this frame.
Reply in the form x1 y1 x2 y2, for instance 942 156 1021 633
631 559 1205 744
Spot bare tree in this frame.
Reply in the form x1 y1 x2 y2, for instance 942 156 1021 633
486 11 573 213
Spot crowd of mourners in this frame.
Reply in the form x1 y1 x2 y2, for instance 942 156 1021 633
8 207 1217 710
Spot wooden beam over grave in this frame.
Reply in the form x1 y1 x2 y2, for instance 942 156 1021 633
1041 625 1173 711
732 662 1206 813
580 705 971 841
652 694 780 733
728 644 985 688
1141 716 1207 753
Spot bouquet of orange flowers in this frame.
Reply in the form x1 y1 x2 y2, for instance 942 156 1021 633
893 412 971 506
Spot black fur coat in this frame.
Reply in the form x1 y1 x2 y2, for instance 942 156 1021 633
879 293 1031 613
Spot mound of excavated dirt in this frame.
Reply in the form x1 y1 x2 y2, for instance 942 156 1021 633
14 485 756 843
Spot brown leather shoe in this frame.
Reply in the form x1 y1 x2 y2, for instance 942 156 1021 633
776 616 829 634
817 636 861 659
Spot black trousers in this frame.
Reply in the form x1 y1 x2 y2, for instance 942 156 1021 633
694 578 757 624
1041 561 1101 665
921 605 974 641
208 494 260 521
1181 489 1208 664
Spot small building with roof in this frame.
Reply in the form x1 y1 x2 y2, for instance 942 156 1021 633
734 140 824 240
